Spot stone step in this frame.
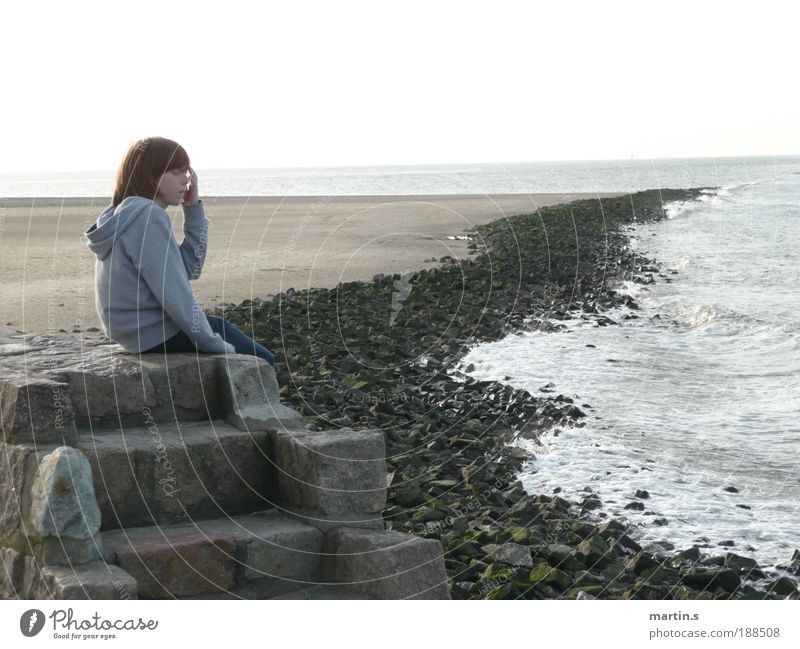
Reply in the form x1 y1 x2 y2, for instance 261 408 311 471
101 509 325 599
80 420 279 530
1 337 303 445
183 582 374 600
268 584 375 600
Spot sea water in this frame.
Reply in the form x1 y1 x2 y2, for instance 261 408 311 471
458 172 800 570
1 155 798 197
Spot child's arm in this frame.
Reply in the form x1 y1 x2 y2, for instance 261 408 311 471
179 200 208 280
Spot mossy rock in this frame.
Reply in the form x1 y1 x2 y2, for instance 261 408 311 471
529 562 572 589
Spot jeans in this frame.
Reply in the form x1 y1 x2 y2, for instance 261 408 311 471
141 314 277 368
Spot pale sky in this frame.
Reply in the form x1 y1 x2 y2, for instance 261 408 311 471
2 0 798 173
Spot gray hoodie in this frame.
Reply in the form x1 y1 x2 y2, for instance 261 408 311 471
84 196 235 354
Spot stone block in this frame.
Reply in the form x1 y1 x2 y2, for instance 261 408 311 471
235 514 325 582
0 547 24 597
137 353 222 419
55 350 157 421
321 527 450 599
35 562 137 599
218 356 304 431
0 443 41 548
0 377 77 445
80 421 275 530
102 525 237 598
80 433 143 530
270 427 387 518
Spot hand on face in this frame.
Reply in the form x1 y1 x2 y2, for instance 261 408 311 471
180 166 199 205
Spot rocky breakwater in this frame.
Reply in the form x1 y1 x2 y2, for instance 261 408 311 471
214 188 799 599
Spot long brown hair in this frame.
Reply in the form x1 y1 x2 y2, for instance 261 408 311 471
111 136 190 208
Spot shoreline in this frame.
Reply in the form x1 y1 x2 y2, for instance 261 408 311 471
215 188 797 599
0 193 621 335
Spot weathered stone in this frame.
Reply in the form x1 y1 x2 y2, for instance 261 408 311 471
218 356 304 431
220 512 324 582
0 443 42 548
626 552 661 575
139 353 220 412
80 432 144 530
320 527 450 599
546 544 583 571
37 536 105 566
481 542 533 568
55 350 157 420
575 534 613 568
36 562 137 600
0 343 41 357
529 562 572 589
102 524 237 598
80 421 274 529
29 446 102 565
31 446 100 539
766 576 798 596
725 553 760 572
681 568 740 592
0 377 77 445
271 427 387 518
0 547 24 597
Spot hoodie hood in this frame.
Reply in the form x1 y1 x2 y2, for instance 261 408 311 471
85 196 162 261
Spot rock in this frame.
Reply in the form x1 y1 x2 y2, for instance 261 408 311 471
575 534 613 568
29 446 102 565
626 552 661 575
529 562 571 589
678 547 701 562
547 544 583 572
624 501 645 511
766 576 798 596
722 486 739 493
481 543 533 568
681 568 740 593
789 549 800 576
634 489 650 499
724 553 760 572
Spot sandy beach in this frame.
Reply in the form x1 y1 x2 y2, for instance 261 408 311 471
0 193 620 335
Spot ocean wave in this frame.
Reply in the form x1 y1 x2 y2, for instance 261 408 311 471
663 181 766 219
670 302 791 334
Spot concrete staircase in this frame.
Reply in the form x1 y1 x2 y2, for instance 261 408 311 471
0 332 449 600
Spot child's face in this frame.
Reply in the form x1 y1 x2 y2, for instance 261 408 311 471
154 167 190 208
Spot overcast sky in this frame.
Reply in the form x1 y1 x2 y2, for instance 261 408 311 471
2 0 797 172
